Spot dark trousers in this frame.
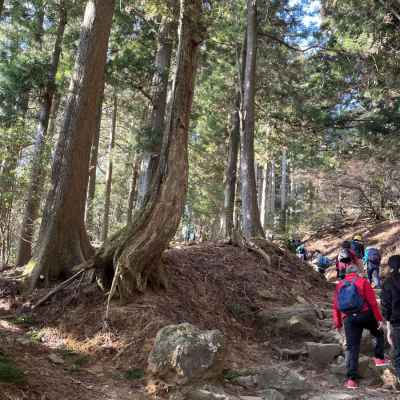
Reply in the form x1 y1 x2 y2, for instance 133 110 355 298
391 325 400 379
344 310 384 379
367 262 381 288
337 269 346 280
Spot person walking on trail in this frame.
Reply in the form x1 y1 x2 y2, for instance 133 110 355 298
336 241 359 280
312 249 331 275
296 243 307 261
333 264 389 390
364 247 382 289
381 255 400 385
351 234 365 260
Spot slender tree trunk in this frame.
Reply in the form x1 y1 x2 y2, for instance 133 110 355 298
94 0 205 298
16 2 67 267
24 0 115 291
127 155 141 225
0 0 4 17
101 92 117 242
240 0 264 238
86 87 104 232
280 148 287 231
268 160 276 218
137 17 174 208
221 37 246 240
260 164 268 228
256 164 263 209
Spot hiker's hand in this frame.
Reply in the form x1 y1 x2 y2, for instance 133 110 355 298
387 323 394 347
337 326 343 334
378 321 385 331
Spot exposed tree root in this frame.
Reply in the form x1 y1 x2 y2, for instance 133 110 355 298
32 260 95 309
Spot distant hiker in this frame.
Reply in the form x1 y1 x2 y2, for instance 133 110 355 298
296 243 306 261
381 255 400 384
364 247 382 289
351 234 365 260
336 241 357 280
333 264 388 389
312 249 331 275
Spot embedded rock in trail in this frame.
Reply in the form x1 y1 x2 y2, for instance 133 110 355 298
148 323 225 385
186 386 239 400
239 392 285 400
229 365 307 396
308 393 365 400
329 356 381 383
305 342 342 366
257 304 322 339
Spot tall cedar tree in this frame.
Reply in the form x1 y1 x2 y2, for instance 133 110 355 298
24 0 115 290
16 1 67 267
221 37 246 240
240 0 264 238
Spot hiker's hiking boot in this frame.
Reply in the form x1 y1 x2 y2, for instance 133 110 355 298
374 357 391 367
344 379 358 389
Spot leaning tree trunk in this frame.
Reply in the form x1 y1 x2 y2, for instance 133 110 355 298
24 0 115 291
94 0 205 299
85 86 104 232
240 0 264 239
16 2 67 267
101 92 117 242
136 17 173 208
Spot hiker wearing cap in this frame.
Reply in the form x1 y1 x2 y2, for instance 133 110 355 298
336 241 361 280
364 247 382 289
333 264 388 389
351 234 365 261
381 255 400 384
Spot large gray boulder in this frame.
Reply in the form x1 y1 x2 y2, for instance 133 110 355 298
148 323 225 385
257 304 321 339
305 342 342 366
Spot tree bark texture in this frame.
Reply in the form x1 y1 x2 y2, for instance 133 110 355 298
240 0 264 238
101 92 117 242
94 0 205 298
127 155 141 225
137 18 173 208
25 0 115 291
85 86 104 232
16 2 67 267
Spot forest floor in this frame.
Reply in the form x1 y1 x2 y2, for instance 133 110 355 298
0 220 399 399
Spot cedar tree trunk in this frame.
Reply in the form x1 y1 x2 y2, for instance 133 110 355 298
240 0 264 238
16 2 67 267
137 17 173 208
101 92 117 242
24 0 115 290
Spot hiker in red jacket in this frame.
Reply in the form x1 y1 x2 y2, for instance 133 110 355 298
333 264 388 389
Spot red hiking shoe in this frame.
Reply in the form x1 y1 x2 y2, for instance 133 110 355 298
344 379 358 389
374 357 390 367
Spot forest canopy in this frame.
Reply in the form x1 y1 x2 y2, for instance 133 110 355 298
0 0 399 289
